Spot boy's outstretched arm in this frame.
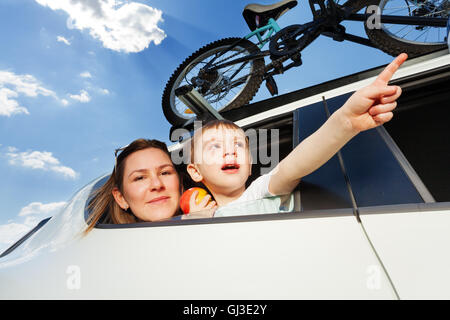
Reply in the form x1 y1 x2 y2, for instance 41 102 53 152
269 53 408 196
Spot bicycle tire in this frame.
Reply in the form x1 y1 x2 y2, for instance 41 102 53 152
342 0 379 12
162 37 265 126
364 0 449 57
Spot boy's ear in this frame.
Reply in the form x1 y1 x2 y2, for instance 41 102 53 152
187 163 203 183
112 187 129 210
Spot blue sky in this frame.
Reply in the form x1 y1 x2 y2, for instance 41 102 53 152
0 0 395 252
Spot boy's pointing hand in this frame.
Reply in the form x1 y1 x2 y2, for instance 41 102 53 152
340 53 407 133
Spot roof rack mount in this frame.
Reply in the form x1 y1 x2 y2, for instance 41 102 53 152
170 85 225 142
175 85 224 124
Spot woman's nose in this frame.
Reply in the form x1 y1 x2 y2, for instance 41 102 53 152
148 175 164 191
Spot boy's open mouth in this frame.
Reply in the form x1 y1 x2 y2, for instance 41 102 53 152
221 163 240 173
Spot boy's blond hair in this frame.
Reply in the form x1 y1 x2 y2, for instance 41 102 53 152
189 119 249 164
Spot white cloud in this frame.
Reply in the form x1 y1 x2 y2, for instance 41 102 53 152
69 89 90 103
0 71 55 97
6 148 78 179
80 71 92 78
36 0 166 53
0 201 66 254
0 70 59 116
99 88 109 95
19 201 66 217
0 88 30 116
57 35 71 45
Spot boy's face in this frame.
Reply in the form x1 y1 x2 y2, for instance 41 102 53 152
189 126 251 195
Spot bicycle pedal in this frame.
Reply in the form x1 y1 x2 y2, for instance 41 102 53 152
265 76 278 96
291 53 302 67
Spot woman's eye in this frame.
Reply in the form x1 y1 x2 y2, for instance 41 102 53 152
235 141 245 148
134 176 145 181
161 170 172 176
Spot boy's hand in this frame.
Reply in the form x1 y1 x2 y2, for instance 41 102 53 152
182 207 217 220
182 191 217 219
187 190 217 214
340 53 407 133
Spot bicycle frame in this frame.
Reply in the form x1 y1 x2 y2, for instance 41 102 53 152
245 18 282 49
203 19 281 73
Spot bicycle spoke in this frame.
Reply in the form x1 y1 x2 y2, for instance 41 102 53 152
383 5 418 11
401 25 417 38
425 28 431 42
387 23 410 36
228 61 250 83
227 76 249 89
413 27 429 41
383 6 416 13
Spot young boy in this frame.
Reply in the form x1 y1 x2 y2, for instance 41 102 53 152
186 53 407 217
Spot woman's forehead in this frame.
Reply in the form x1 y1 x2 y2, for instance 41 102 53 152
124 148 173 171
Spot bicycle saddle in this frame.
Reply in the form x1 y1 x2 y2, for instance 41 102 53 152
243 0 298 31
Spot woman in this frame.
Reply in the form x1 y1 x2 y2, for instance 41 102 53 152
85 138 216 234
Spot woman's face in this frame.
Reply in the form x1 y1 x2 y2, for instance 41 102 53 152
114 148 181 221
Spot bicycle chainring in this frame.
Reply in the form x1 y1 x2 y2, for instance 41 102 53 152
269 24 309 57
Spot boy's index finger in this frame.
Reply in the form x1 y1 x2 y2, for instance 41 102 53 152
199 194 211 206
374 53 408 85
189 190 199 206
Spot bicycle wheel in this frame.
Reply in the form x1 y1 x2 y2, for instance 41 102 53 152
365 0 449 57
162 37 265 126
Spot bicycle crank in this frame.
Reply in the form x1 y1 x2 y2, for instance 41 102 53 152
269 24 310 57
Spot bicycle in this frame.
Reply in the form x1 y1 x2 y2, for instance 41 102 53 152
162 0 449 126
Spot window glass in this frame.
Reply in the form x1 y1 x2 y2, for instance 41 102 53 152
294 99 355 210
383 76 450 202
324 93 424 207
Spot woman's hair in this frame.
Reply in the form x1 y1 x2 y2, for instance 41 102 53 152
84 138 181 234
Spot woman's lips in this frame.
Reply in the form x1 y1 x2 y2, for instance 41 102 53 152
147 196 170 204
